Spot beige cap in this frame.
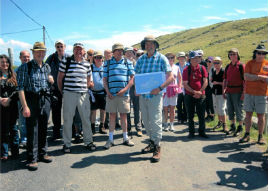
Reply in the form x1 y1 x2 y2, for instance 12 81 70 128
112 43 124 52
176 52 186 57
31 42 46 51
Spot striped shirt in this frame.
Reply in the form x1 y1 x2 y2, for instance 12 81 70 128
135 51 171 98
17 60 51 93
103 57 134 96
59 57 91 92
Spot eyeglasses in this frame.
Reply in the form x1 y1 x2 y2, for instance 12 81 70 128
95 56 103 59
229 53 237 56
207 61 212 63
256 52 267 55
167 57 175 60
213 62 220 65
56 46 63 48
88 54 93 56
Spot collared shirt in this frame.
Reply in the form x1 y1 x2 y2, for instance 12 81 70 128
59 57 91 93
103 57 135 96
135 51 171 99
46 52 69 89
16 59 51 93
92 63 105 94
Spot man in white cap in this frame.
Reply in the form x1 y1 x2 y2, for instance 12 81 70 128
58 43 96 153
135 35 174 162
46 40 70 140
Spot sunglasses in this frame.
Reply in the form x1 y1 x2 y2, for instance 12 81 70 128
213 62 220 65
56 46 63 48
95 56 103 59
207 61 212 63
167 57 175 60
256 52 267 55
229 53 237 56
88 54 93 56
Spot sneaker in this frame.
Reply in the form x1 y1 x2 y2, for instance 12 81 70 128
104 139 114 149
63 145 71 153
163 123 168 131
123 139 135 147
27 162 38 171
141 140 155 154
151 145 161 163
169 123 175 132
234 125 243 137
239 133 250 143
91 124 96 135
257 134 266 145
136 130 143 137
1 156 8 161
85 142 97 151
39 155 53 163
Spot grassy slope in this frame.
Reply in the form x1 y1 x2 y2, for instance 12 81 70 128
134 16 268 65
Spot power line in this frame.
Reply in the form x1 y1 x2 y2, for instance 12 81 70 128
0 28 42 36
45 29 54 45
9 0 42 27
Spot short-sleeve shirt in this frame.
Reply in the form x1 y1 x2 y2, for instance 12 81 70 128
245 59 268 96
92 63 105 94
182 64 208 96
135 51 172 99
16 60 51 93
59 57 91 93
211 68 224 95
223 62 245 93
103 57 135 96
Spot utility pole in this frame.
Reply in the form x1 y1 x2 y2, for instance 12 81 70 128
43 26 45 45
8 48 14 66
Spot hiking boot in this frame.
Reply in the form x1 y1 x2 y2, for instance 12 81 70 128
91 123 96 135
136 130 143 137
27 162 38 171
141 140 155 154
212 121 222 131
85 142 97 151
257 134 266 145
233 125 243 137
104 139 114 150
63 145 71 153
229 124 236 134
151 145 161 163
99 123 107 134
123 139 135 147
239 132 250 143
39 155 53 163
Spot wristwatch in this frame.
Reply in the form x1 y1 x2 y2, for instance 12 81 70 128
158 86 163 91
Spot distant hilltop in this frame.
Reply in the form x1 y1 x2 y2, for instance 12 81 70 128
134 16 268 65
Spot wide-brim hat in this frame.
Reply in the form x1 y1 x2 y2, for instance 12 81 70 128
176 51 186 58
112 43 124 52
141 35 159 50
213 56 222 63
255 44 268 53
31 42 46 51
165 52 175 57
93 50 103 57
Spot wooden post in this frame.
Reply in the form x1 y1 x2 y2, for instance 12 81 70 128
8 48 14 66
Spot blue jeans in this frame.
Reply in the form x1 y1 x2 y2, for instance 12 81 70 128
18 101 27 143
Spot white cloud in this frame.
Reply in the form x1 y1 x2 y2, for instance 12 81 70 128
250 8 268 12
225 12 238 16
203 16 228 21
235 9 246 14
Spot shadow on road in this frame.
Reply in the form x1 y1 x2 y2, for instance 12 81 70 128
71 151 150 168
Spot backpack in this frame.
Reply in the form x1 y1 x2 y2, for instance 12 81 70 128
224 63 244 81
187 64 204 86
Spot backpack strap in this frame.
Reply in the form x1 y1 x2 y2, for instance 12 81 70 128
238 63 244 81
27 61 33 76
187 64 204 86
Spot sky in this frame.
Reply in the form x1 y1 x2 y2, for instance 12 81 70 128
1 0 268 64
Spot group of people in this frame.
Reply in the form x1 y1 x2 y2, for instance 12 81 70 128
1 34 268 171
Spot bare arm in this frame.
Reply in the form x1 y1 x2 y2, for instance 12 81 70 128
87 75 94 89
177 71 182 88
19 90 31 117
57 71 65 94
103 77 113 99
117 75 134 96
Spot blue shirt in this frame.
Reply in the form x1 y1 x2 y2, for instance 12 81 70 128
92 63 105 94
16 60 51 93
135 51 171 98
103 57 135 96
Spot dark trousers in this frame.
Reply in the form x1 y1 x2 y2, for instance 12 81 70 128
184 94 206 134
176 93 187 122
1 103 19 157
25 92 50 163
127 85 142 131
51 89 62 137
205 87 214 116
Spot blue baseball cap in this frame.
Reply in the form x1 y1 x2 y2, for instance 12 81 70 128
189 51 200 59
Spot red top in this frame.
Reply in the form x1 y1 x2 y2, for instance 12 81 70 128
182 64 208 96
223 61 245 93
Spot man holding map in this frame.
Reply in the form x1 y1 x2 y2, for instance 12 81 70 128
135 35 174 162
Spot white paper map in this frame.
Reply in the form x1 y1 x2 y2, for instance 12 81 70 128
135 72 166 94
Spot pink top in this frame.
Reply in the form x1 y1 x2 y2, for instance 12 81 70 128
165 64 182 97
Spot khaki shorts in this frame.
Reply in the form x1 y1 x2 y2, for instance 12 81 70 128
105 96 130 113
243 94 268 114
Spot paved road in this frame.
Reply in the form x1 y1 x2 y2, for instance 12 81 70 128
1 123 268 191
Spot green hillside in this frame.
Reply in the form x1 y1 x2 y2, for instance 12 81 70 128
135 17 268 65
